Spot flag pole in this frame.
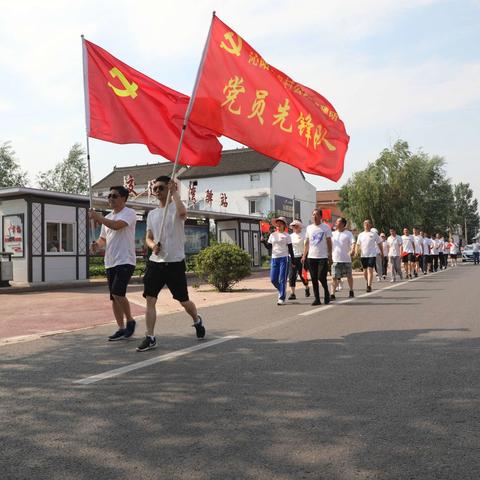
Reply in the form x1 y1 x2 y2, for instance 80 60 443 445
81 35 96 245
156 12 216 251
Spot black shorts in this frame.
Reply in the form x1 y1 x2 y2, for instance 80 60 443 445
402 253 415 263
106 264 135 300
450 254 457 259
360 257 376 269
415 254 423 263
143 260 189 302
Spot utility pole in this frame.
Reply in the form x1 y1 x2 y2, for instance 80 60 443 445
465 217 468 244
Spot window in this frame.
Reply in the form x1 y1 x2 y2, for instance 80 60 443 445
250 174 260 181
46 222 75 253
249 200 257 214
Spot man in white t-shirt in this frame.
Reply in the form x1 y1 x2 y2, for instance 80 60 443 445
412 227 423 277
422 232 433 273
387 227 403 282
302 209 332 306
89 186 137 342
330 217 355 300
472 240 480 265
438 235 446 270
356 219 383 292
138 175 205 352
432 233 441 272
288 220 310 300
401 227 416 279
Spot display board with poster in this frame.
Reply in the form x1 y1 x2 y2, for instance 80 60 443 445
2 214 24 257
274 195 301 224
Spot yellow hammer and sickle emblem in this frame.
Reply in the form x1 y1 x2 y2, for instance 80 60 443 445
107 67 138 99
220 32 242 57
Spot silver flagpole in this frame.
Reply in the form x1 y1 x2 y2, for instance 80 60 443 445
156 11 216 253
81 35 96 246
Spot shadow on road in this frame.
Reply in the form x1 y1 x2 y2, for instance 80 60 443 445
1 327 479 479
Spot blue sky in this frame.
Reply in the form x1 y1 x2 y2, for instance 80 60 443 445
1 0 479 201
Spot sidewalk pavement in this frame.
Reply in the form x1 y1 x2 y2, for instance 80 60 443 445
0 269 368 345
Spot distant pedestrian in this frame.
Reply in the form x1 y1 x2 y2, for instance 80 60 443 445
264 217 295 305
356 219 383 292
449 238 459 266
412 227 423 277
387 228 403 282
473 240 480 265
401 228 416 279
330 217 355 300
288 220 310 300
432 234 441 272
302 209 333 305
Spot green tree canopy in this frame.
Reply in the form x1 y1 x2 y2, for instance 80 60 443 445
339 140 454 235
0 142 29 187
452 183 479 243
37 143 89 194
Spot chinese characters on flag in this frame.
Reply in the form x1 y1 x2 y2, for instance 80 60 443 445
83 39 221 167
190 16 349 181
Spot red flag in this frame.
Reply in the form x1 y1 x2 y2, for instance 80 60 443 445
83 39 221 166
189 16 349 181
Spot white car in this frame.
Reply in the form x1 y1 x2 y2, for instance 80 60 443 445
462 245 474 262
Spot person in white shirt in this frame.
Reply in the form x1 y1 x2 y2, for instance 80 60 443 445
422 233 433 273
371 227 383 282
379 232 389 279
438 235 446 270
401 227 416 279
356 219 384 292
442 238 450 269
449 238 459 266
419 231 428 274
412 227 424 277
264 216 295 305
387 228 403 282
89 185 137 342
302 209 332 306
432 234 441 272
138 176 205 352
472 240 480 265
288 220 310 300
330 217 355 300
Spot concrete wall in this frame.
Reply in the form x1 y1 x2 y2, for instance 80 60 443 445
0 198 28 283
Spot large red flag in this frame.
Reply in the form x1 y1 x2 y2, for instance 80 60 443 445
83 39 222 166
190 16 349 181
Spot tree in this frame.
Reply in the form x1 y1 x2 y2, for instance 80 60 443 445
339 140 454 235
0 142 29 187
452 183 479 243
37 143 89 194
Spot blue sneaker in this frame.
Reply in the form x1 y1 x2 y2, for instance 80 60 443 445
108 329 126 341
124 320 136 338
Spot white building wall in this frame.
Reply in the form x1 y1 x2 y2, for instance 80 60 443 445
270 162 317 224
0 198 28 283
179 172 271 216
44 257 77 282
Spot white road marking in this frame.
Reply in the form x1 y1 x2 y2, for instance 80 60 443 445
74 335 239 385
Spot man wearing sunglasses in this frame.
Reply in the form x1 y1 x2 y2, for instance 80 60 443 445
89 186 138 341
137 175 205 352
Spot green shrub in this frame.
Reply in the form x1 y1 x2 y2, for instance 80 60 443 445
352 255 362 270
195 243 251 292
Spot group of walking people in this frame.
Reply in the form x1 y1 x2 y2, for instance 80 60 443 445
89 176 205 352
264 210 465 306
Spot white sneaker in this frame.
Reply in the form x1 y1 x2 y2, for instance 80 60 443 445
277 299 285 305
390 278 395 283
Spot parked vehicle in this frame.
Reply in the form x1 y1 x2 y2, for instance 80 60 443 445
462 244 474 262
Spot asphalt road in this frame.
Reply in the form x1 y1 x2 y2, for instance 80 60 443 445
1 264 479 479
